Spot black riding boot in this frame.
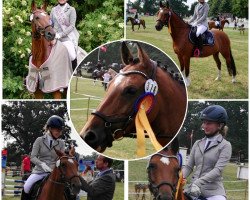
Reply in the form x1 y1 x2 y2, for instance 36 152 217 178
197 35 203 56
21 189 30 200
71 58 77 72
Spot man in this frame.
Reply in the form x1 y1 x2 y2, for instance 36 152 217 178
21 154 31 181
79 155 116 200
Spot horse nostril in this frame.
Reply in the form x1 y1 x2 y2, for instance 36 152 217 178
83 130 99 149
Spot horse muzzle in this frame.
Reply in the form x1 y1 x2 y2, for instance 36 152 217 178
81 128 113 152
71 177 81 195
155 21 164 31
156 193 173 200
45 31 55 41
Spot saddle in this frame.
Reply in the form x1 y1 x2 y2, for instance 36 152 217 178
29 175 49 200
189 26 215 46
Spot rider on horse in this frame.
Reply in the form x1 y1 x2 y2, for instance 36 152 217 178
188 0 209 56
215 13 222 28
134 12 140 24
21 115 65 200
50 0 79 71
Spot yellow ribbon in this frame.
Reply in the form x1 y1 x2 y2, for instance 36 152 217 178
168 17 172 34
135 96 162 157
175 170 186 200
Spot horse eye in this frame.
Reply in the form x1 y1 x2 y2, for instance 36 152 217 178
124 86 137 95
147 163 157 171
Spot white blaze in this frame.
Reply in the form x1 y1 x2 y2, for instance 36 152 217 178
114 75 124 87
160 157 170 165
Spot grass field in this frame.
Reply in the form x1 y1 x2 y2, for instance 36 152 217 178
70 77 157 160
128 160 248 200
2 176 124 200
126 16 248 99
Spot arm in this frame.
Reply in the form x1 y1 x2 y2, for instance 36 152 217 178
194 142 232 186
80 175 114 197
60 7 77 37
182 141 198 178
188 7 197 24
30 137 43 166
196 4 209 25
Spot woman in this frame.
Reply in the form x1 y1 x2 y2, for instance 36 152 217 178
188 0 209 56
183 105 232 200
21 115 65 200
50 0 79 70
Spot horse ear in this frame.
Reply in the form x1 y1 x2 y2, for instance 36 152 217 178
170 137 179 155
166 1 170 9
54 148 65 157
121 41 134 65
159 1 164 8
31 0 37 12
136 42 151 67
41 1 48 11
69 146 75 157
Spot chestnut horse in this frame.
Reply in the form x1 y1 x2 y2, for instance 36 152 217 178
208 19 230 31
147 138 188 200
155 2 236 86
127 17 146 31
80 41 187 153
22 148 81 200
27 1 72 99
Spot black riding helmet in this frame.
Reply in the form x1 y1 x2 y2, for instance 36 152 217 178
200 105 228 124
46 115 64 130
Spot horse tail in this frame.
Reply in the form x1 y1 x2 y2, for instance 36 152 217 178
227 49 236 76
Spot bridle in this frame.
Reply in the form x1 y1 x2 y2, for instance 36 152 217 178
156 8 171 28
49 156 80 193
147 152 181 200
31 10 54 40
91 61 157 145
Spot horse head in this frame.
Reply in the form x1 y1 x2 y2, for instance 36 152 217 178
31 0 55 41
155 1 171 31
147 137 181 200
80 41 160 152
53 148 81 195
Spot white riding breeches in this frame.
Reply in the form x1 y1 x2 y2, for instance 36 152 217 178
215 21 220 26
196 25 207 37
207 195 226 200
61 40 77 61
23 173 48 193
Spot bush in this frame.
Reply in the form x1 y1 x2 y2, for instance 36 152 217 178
3 0 124 99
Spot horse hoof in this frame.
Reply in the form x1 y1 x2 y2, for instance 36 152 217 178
232 79 236 83
215 77 221 81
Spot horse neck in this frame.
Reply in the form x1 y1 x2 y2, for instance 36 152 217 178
153 71 186 135
41 170 65 199
31 37 52 67
169 13 189 41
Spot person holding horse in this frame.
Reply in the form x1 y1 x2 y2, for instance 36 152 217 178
188 0 209 56
50 0 79 71
183 105 232 200
21 115 65 200
79 155 116 200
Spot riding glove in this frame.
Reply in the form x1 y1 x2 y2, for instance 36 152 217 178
190 183 201 197
41 162 52 172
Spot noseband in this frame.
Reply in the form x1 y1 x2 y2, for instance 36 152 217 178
31 10 53 40
147 152 180 200
91 61 157 144
156 9 170 27
49 156 80 192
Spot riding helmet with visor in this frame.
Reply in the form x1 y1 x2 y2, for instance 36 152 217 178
200 105 228 124
46 115 64 130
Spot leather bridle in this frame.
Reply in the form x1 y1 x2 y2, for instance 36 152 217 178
147 152 181 200
91 62 157 145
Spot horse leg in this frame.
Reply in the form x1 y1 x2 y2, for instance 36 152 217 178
132 25 134 31
138 24 140 30
220 49 237 83
179 55 191 86
53 91 62 99
34 89 44 99
213 52 222 81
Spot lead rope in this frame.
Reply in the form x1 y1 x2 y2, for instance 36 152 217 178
135 97 162 157
175 170 185 200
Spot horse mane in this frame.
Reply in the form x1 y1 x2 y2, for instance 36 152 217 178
159 65 185 86
170 9 190 28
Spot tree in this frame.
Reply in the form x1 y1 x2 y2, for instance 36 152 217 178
2 101 70 165
219 0 232 14
232 0 248 19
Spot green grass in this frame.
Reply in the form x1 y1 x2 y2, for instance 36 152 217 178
2 176 124 200
70 77 156 160
128 161 248 200
126 16 248 99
